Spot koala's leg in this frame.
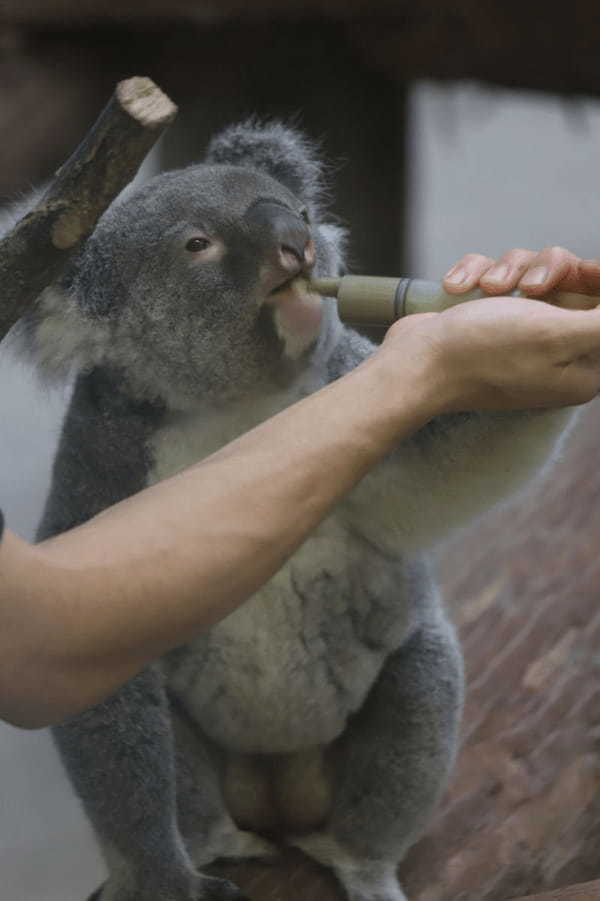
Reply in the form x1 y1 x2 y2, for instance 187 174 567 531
52 666 247 901
290 617 464 901
170 705 279 867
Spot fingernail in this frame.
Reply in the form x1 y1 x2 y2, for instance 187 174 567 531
444 267 467 286
484 264 508 284
522 265 548 286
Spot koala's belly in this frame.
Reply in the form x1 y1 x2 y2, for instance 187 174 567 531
164 522 416 755
150 405 423 753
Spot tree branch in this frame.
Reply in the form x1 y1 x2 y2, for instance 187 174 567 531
0 76 177 341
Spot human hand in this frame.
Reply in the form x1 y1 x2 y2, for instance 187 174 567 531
379 292 600 414
442 245 600 308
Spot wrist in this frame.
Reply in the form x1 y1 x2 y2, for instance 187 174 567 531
374 315 460 425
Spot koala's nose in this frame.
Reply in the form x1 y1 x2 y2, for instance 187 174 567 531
279 228 314 273
275 217 315 273
246 201 315 274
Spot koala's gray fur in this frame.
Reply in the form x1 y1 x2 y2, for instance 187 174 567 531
16 121 575 901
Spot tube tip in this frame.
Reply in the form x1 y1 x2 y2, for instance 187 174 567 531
306 277 340 298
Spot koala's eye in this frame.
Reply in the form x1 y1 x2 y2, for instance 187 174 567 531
186 236 211 253
300 208 310 223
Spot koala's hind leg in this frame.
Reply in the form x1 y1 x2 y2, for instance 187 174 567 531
53 666 247 901
290 618 464 901
170 704 279 867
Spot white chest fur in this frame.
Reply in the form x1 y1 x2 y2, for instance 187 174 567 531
149 391 416 753
148 384 311 485
149 393 575 753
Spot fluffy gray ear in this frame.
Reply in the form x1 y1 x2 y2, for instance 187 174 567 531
205 119 325 209
10 284 110 383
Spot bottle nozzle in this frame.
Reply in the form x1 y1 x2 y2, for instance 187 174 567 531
307 275 407 325
307 275 598 326
307 278 341 298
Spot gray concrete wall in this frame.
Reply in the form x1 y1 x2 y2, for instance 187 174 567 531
2 82 600 900
408 82 600 274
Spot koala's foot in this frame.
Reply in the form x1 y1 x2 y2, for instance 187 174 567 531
191 825 279 867
87 873 251 901
290 832 407 901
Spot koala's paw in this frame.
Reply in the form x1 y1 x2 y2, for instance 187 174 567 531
290 833 407 901
86 874 252 901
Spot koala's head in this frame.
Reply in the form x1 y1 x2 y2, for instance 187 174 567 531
23 121 346 409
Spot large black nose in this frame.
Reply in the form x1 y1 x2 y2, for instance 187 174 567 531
245 200 314 274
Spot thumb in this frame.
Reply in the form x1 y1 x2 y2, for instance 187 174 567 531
564 306 600 356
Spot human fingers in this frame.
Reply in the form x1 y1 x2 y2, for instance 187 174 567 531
442 253 496 294
442 246 600 301
463 247 583 298
518 246 585 296
541 257 600 297
576 258 600 293
479 248 537 294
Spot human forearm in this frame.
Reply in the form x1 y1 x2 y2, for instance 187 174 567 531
0 341 442 726
41 350 441 648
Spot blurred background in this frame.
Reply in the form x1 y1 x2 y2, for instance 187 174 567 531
1 4 600 900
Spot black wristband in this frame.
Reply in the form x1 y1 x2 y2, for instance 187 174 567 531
0 508 4 543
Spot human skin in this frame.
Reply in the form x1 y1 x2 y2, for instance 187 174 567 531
1 246 600 729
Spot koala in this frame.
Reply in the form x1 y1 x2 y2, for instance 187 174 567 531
17 121 575 901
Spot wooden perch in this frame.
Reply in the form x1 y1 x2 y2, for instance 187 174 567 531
0 76 177 341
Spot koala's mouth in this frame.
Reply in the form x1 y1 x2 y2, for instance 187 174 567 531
268 272 305 297
264 276 324 358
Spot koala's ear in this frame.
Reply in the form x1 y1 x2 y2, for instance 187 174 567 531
10 282 110 382
205 120 325 208
10 231 121 380
59 239 127 318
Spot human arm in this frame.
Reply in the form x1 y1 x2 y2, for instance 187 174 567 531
3 248 600 729
0 336 442 728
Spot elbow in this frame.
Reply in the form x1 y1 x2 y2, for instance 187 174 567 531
0 688 84 730
0 683 62 730
2 690 102 731
0 660 130 730
0 687 68 729
2 709 57 731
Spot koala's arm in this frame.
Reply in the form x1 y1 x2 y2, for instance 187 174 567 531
330 327 577 553
345 243 600 552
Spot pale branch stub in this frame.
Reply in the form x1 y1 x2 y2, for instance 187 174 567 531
0 76 177 341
